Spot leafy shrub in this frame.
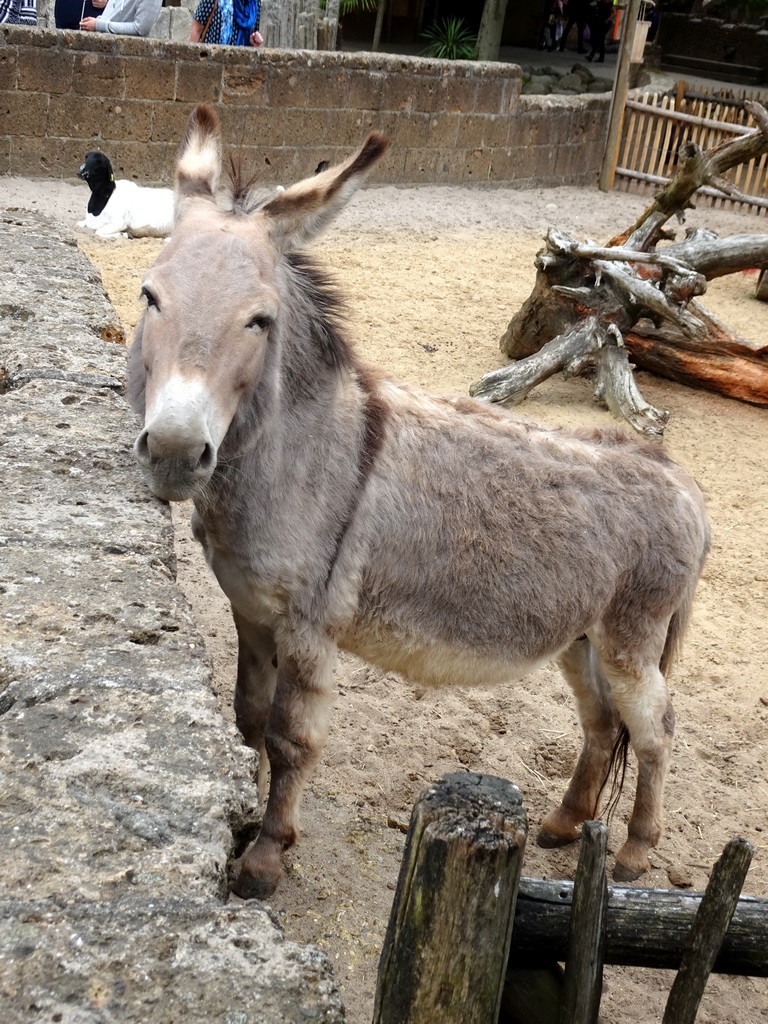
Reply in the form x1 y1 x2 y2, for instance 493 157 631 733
421 17 478 60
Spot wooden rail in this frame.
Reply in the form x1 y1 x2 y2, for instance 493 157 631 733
510 878 768 976
623 99 753 136
612 167 768 211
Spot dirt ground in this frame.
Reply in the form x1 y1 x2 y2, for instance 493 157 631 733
4 172 767 1023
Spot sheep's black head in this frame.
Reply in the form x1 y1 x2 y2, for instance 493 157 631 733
77 151 114 185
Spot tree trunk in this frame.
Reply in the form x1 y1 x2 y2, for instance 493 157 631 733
477 0 509 61
372 0 387 51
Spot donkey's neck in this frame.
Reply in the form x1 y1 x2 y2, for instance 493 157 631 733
196 375 372 613
197 310 370 580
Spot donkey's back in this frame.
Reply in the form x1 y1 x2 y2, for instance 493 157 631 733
339 382 709 693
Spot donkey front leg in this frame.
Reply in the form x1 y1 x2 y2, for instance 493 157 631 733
538 637 621 847
233 611 278 802
231 637 335 900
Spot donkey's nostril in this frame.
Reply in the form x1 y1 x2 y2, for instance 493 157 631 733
199 443 215 471
135 430 151 464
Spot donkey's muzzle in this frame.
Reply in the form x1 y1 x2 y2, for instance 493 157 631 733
135 428 216 501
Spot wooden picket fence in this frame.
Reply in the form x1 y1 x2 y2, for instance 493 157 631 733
373 773 768 1024
613 82 768 216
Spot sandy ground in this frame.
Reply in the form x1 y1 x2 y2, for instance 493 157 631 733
4 172 768 1024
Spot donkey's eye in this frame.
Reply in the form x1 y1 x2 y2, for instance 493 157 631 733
247 315 272 331
141 287 159 310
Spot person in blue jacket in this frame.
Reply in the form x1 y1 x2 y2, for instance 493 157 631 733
189 0 263 47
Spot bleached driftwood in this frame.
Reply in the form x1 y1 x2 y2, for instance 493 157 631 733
471 101 768 436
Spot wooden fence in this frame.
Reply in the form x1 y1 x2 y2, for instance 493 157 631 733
373 773 768 1024
614 82 768 216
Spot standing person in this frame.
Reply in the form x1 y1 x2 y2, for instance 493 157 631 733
537 0 554 49
549 0 565 51
189 0 263 46
0 0 36 23
539 0 564 52
559 0 589 54
79 0 160 35
586 0 614 63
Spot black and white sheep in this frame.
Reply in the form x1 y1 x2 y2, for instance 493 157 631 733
76 151 175 239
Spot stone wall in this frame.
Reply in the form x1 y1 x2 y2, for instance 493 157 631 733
0 208 343 1023
0 26 610 188
659 12 768 83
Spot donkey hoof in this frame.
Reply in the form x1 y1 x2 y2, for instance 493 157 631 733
613 839 651 882
612 860 647 883
537 826 579 849
230 863 282 900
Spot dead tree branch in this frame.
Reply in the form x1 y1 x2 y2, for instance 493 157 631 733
471 101 768 436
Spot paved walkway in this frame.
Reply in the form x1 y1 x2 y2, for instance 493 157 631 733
343 38 747 96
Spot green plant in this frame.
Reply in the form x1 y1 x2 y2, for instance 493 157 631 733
421 16 478 60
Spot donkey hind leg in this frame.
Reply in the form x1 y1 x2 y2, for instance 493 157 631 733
598 653 674 882
231 638 335 900
538 637 621 848
233 611 278 802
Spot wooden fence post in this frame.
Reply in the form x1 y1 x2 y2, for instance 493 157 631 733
599 0 643 191
373 773 527 1024
662 837 755 1024
559 821 609 1024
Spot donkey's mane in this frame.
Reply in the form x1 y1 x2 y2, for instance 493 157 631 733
217 161 355 373
282 251 356 373
227 157 266 215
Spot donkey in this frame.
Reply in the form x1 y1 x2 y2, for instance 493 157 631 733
127 104 710 900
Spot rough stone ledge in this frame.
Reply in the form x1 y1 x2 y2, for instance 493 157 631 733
0 210 126 375
0 896 343 1023
0 210 344 1022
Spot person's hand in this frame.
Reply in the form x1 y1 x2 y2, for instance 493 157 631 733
80 16 97 29
249 30 263 46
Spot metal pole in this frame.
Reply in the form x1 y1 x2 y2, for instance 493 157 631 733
599 0 643 192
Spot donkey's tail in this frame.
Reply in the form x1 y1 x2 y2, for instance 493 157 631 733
598 723 630 825
660 559 706 677
661 484 711 678
660 605 688 677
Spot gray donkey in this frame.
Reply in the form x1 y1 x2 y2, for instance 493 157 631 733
127 104 710 899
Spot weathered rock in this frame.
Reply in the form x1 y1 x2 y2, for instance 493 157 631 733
558 72 590 91
0 211 344 1023
0 210 125 391
522 76 553 95
0 897 343 1023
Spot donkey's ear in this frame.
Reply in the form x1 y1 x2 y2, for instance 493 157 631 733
260 132 390 253
176 104 221 201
